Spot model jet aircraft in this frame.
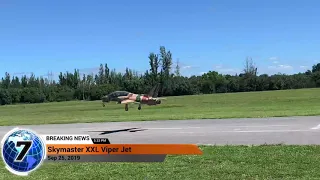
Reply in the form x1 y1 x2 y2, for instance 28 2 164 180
101 83 165 111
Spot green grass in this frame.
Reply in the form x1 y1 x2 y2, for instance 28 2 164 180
0 88 320 126
1 145 320 179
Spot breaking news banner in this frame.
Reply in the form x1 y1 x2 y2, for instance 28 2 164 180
1 127 203 176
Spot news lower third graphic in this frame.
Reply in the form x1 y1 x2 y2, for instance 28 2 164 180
1 128 203 176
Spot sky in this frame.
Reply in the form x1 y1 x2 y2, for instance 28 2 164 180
1 0 320 80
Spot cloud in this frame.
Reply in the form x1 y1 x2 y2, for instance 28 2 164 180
268 64 293 70
269 57 278 60
273 61 279 64
299 65 308 69
212 64 239 74
173 62 200 70
199 72 207 75
182 65 192 69
279 64 292 69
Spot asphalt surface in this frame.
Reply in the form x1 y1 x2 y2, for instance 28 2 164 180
0 116 320 145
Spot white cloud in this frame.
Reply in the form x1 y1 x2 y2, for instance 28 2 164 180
279 64 292 69
199 72 206 75
269 57 278 60
268 64 293 70
182 65 192 69
212 64 239 74
299 65 308 69
273 61 279 64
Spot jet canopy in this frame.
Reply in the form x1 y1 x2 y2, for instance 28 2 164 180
108 91 130 98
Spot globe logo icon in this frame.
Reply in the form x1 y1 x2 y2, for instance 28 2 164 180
1 128 46 176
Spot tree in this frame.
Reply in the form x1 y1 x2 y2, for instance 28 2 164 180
175 58 181 76
312 71 320 87
98 64 105 85
0 46 319 106
243 57 258 76
159 46 173 96
148 52 160 86
312 63 320 73
104 63 110 84
242 57 258 91
2 72 11 89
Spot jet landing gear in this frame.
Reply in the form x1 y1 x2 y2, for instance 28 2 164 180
124 104 141 111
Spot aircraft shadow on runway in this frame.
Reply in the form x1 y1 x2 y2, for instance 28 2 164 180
88 128 146 135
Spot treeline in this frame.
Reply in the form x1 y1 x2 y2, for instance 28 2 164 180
0 46 320 105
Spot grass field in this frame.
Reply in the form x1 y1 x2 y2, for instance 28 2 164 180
0 88 320 126
1 145 320 179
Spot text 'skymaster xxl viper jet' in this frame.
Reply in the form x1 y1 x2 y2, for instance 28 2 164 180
101 84 166 111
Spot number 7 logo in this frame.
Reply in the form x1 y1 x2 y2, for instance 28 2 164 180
14 141 33 162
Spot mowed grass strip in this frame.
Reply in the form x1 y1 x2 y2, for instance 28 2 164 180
0 145 320 180
0 88 320 126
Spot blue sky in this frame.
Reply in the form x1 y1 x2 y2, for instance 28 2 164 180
1 0 320 80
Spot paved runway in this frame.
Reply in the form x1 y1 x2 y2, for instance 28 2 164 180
0 116 320 145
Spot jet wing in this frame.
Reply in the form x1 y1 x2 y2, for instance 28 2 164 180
118 96 129 99
120 99 135 104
